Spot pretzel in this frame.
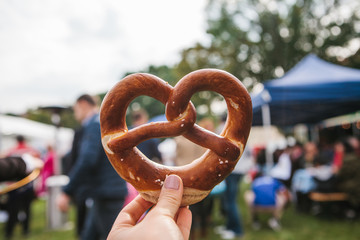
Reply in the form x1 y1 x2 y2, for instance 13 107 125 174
100 69 252 206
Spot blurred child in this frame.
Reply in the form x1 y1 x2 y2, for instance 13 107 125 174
245 172 288 231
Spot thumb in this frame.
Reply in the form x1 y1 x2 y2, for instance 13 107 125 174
153 175 183 218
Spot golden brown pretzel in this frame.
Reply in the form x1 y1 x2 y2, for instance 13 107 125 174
100 69 252 206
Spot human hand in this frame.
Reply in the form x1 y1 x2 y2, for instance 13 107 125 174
56 192 71 212
107 175 192 240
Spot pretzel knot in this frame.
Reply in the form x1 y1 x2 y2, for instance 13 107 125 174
100 69 252 206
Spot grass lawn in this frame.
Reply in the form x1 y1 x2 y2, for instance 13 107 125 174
1 184 360 240
0 198 78 240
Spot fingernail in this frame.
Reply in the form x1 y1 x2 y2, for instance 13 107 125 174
164 175 180 190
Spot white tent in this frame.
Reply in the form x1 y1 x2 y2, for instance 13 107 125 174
0 114 73 156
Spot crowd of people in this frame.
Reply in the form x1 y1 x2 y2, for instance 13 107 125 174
253 135 360 222
0 94 171 240
0 135 44 239
1 93 360 240
163 126 360 238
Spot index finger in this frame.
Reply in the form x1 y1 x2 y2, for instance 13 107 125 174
113 195 153 228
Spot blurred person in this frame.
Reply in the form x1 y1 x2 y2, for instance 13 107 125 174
125 108 164 206
62 127 84 175
0 155 43 239
253 147 267 175
107 175 192 240
347 136 360 157
272 148 284 165
130 109 162 163
291 167 316 213
4 135 41 239
61 127 87 236
57 94 127 240
6 135 40 158
216 145 254 239
332 136 360 174
269 146 292 189
174 118 214 240
337 137 360 211
292 141 342 212
36 144 55 197
174 135 205 167
173 133 208 239
245 172 288 231
332 140 345 174
271 143 304 190
307 139 359 217
307 151 337 193
289 142 304 177
303 141 319 168
291 142 319 212
158 138 177 166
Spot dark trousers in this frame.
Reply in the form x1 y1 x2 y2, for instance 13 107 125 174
223 173 244 236
75 198 88 237
81 198 124 240
5 185 34 239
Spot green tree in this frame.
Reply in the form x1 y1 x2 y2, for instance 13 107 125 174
26 108 78 129
116 64 223 123
178 0 360 89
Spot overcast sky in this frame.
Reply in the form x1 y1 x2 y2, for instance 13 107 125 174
0 0 208 114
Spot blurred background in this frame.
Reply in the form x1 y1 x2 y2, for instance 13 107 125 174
0 0 359 239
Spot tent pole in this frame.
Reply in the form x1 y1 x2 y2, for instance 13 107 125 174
261 103 274 172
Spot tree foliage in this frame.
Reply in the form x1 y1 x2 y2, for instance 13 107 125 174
178 0 360 90
28 0 360 126
117 0 360 120
122 64 226 121
25 108 78 129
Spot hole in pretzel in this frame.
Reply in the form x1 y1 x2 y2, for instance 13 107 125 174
124 92 229 167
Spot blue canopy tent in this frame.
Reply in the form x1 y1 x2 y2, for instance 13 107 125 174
252 54 360 126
